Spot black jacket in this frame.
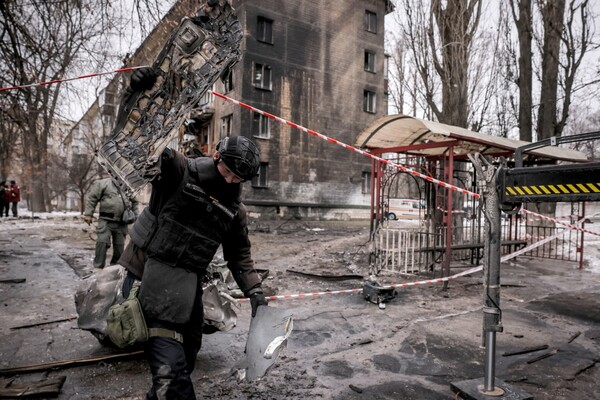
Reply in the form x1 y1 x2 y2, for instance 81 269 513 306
119 149 261 295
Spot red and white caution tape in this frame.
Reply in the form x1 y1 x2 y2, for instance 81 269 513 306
240 229 568 303
0 66 147 92
502 232 561 259
210 91 481 200
520 208 600 236
239 287 364 302
4 70 596 238
517 213 576 223
212 91 600 238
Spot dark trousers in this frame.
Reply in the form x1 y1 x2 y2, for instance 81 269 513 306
11 202 17 217
144 320 203 400
1 202 8 217
94 219 127 268
123 272 204 400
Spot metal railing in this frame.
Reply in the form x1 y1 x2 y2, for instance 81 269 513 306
372 215 581 274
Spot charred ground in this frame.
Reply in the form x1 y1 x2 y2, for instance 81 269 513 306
0 215 599 399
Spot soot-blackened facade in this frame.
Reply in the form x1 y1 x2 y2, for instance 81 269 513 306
207 0 393 219
73 0 392 218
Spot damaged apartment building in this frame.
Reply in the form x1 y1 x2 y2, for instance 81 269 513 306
68 0 395 219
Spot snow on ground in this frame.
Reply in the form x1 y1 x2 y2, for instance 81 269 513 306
4 207 600 275
582 234 600 273
0 211 83 230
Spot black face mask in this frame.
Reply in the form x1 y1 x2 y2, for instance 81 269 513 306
222 155 255 181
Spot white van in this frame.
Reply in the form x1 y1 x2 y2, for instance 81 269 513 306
385 198 425 220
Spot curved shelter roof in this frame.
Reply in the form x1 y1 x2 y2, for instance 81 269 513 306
355 114 588 163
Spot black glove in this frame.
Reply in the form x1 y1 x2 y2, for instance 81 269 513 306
250 291 268 317
130 67 157 92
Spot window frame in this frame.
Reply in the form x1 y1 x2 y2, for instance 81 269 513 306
363 90 376 113
199 123 211 147
361 171 371 194
252 162 269 188
253 62 273 91
198 85 214 107
220 114 233 137
364 50 376 73
222 69 233 93
252 112 271 139
365 10 377 33
257 16 274 44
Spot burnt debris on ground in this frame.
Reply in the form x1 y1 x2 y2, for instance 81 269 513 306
0 216 599 399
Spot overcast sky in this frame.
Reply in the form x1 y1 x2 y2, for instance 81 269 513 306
64 1 599 126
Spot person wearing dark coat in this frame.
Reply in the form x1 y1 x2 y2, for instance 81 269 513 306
8 180 20 217
0 181 8 217
118 136 266 400
114 66 268 399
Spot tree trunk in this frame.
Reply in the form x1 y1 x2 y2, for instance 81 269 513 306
512 0 534 142
431 0 481 128
537 0 566 140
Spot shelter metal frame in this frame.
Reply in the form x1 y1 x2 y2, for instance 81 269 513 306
355 115 590 277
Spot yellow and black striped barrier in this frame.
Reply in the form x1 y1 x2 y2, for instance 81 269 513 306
500 162 600 204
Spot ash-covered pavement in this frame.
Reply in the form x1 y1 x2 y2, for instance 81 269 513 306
0 214 599 399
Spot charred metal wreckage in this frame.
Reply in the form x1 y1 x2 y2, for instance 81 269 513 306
97 0 243 194
76 0 292 382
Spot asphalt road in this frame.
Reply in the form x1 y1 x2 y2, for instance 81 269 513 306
0 215 599 399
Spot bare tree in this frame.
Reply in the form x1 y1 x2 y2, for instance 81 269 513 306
467 4 512 133
48 149 97 213
509 0 534 142
508 0 597 142
429 0 483 128
399 0 440 120
386 33 407 115
0 0 172 212
555 0 598 136
536 0 567 140
0 102 19 180
566 108 600 160
505 0 598 223
0 1 112 211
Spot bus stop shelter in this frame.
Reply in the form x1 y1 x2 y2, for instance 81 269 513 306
354 114 589 276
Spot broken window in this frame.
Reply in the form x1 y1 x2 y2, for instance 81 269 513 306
252 162 269 188
365 50 376 73
365 10 377 33
222 69 233 93
220 114 232 137
257 16 274 44
253 112 270 138
253 63 272 91
363 90 376 113
199 124 211 146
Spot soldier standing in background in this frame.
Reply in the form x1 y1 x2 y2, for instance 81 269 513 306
84 173 139 269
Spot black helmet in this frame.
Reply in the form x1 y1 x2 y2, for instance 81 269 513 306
216 136 260 181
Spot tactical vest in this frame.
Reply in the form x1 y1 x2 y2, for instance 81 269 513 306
140 159 238 273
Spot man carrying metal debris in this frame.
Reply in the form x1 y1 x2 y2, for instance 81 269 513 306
117 66 268 400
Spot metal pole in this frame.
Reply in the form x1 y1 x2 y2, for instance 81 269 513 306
468 154 504 395
579 202 586 269
484 330 496 390
481 160 503 393
442 147 454 289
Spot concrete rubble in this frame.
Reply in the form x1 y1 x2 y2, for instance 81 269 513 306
0 214 599 399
